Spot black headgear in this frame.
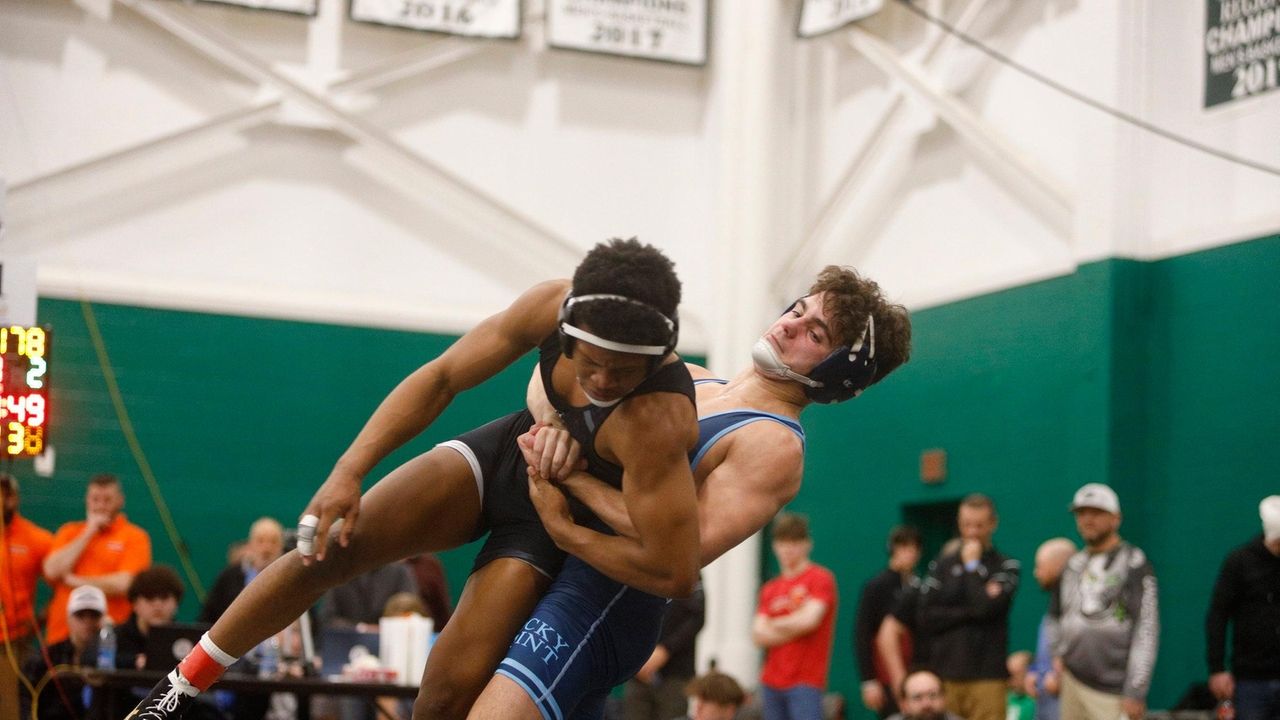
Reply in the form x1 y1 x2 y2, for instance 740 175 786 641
778 300 878 404
557 293 679 369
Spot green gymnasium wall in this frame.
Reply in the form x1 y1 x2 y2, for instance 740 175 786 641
8 232 1277 713
10 301 537 621
792 233 1280 717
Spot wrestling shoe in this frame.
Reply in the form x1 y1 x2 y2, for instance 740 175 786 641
124 669 199 720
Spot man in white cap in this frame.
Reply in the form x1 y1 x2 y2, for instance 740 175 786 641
21 585 108 720
1045 483 1159 720
1205 496 1280 719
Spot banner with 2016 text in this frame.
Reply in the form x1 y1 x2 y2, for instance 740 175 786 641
546 0 709 66
350 0 521 38
1205 0 1280 107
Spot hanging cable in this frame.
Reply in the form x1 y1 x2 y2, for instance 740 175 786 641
896 0 1280 179
79 300 207 602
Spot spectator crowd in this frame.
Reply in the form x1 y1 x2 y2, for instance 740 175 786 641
0 472 452 720
3 469 1276 720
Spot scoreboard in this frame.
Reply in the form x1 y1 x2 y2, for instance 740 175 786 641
0 326 49 457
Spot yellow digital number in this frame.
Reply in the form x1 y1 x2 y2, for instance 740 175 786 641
7 327 25 356
25 328 45 359
23 426 42 455
6 422 23 455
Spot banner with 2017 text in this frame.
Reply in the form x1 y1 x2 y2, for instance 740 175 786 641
546 0 709 66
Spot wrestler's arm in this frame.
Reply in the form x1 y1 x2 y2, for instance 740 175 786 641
529 393 700 598
304 279 568 559
556 422 803 566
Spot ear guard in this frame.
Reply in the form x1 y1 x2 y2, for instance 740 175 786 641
762 299 876 404
803 313 877 404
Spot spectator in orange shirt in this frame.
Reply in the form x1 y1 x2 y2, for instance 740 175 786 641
42 474 151 643
0 473 54 719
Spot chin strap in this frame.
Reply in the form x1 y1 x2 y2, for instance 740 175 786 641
750 337 821 388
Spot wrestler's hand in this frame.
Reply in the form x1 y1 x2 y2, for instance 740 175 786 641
527 466 574 540
518 424 585 481
298 465 363 564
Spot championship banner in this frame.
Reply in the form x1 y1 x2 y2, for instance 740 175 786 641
1205 0 1280 108
195 0 317 15
797 0 884 38
351 0 521 38
546 0 709 66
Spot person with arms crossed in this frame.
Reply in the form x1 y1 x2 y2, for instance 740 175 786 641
43 474 152 643
751 513 838 720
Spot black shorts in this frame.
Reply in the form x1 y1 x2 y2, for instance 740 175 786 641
437 409 566 579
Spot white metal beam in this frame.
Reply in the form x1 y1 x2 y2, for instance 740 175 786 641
773 0 992 297
847 26 1075 238
9 37 480 198
29 0 580 284
698 0 790 684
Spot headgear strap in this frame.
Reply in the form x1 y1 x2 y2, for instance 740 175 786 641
559 293 677 357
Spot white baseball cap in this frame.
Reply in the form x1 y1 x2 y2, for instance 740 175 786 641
1261 496 1280 542
67 585 107 617
1070 483 1120 515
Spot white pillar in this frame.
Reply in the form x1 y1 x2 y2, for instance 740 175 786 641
698 0 791 687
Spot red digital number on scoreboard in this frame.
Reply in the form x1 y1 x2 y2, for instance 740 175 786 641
0 326 50 458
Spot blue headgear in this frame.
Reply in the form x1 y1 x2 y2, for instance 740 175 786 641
752 300 878 404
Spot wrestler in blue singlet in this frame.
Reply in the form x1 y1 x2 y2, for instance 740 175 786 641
498 375 805 720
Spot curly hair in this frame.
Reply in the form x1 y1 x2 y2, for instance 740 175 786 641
570 238 681 350
127 564 185 603
807 266 912 386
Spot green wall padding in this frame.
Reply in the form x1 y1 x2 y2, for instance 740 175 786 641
9 232 1277 713
797 234 1279 717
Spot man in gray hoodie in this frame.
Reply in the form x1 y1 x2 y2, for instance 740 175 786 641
1046 483 1159 720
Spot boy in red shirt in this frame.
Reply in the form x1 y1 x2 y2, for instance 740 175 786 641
752 513 838 720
